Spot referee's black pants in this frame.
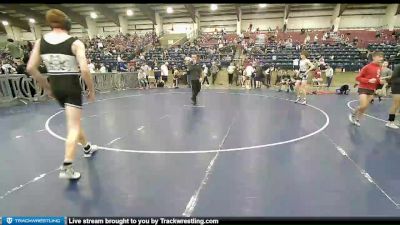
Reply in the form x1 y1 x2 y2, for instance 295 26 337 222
191 79 201 101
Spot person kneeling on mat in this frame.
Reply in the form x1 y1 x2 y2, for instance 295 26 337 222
336 84 350 95
188 55 202 105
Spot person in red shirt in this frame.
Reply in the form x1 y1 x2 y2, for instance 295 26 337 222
312 68 323 86
349 51 384 126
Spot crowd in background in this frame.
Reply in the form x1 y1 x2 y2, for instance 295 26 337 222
1 27 399 93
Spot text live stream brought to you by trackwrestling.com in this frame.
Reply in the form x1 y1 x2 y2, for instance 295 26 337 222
0 217 223 225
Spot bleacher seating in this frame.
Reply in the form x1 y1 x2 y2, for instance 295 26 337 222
368 43 399 60
249 42 368 71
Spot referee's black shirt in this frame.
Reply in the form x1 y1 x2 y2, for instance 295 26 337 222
188 63 202 80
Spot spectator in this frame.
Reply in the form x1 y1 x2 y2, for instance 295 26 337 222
161 62 169 85
99 63 106 73
312 68 323 86
105 63 113 72
233 64 240 86
325 64 334 88
227 63 236 86
255 65 264 88
304 34 310 44
117 61 128 72
314 34 319 43
319 56 326 70
1 61 15 74
248 24 253 32
16 59 27 74
376 31 381 39
322 33 327 41
138 66 148 89
97 41 103 49
379 60 393 97
264 66 272 88
202 64 210 86
244 63 254 89
210 62 219 85
353 36 359 44
153 64 161 82
293 58 299 70
172 67 180 88
141 63 151 84
88 60 95 73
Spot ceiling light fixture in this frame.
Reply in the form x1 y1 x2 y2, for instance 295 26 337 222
90 12 98 19
127 9 133 16
167 7 173 14
211 4 218 11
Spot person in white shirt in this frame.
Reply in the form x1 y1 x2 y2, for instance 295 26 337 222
88 61 95 73
99 63 106 73
202 64 210 86
184 56 192 64
322 33 327 41
2 63 15 74
293 58 299 70
161 62 169 84
245 64 255 89
325 64 334 88
137 67 148 89
305 34 310 44
294 50 315 105
227 63 236 86
314 34 318 43
141 63 151 86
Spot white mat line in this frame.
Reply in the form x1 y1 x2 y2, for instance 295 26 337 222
321 132 399 209
182 113 238 217
106 137 122 146
347 100 387 123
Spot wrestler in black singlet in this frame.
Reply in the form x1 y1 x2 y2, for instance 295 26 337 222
40 36 82 108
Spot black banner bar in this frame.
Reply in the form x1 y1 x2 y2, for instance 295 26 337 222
66 217 400 225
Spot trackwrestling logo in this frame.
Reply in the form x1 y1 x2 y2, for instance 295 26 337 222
1 217 65 225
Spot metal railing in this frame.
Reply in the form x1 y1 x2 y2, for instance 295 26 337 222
0 72 139 107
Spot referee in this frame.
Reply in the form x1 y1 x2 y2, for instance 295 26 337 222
188 54 202 105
